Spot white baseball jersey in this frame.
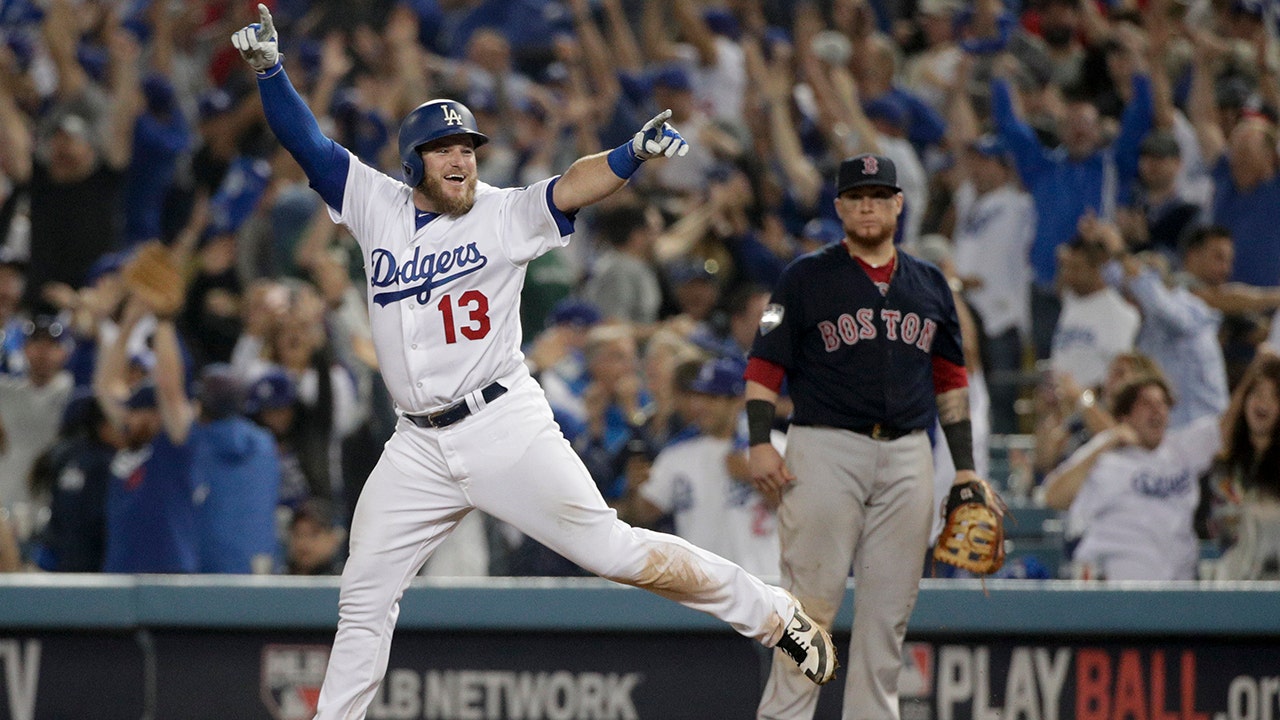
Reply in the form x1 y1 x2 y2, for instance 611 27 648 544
1066 415 1219 580
327 149 571 413
641 434 781 579
1050 287 1140 389
952 182 1034 338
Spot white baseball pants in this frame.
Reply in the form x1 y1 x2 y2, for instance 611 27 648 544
314 373 794 719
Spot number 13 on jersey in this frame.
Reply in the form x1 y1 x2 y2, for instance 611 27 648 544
436 291 490 343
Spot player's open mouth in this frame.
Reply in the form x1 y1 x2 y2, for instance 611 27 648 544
445 174 466 184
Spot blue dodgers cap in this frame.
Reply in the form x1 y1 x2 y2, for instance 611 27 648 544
547 298 602 328
968 134 1011 163
125 383 158 410
650 64 692 92
666 257 719 284
689 357 748 397
837 153 901 194
197 88 234 120
197 363 244 421
801 217 844 245
862 96 908 129
243 368 296 415
702 8 741 39
142 73 176 115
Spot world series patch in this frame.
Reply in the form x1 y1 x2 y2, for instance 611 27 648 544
759 304 785 335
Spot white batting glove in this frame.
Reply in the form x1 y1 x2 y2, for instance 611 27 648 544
231 3 280 73
631 109 690 160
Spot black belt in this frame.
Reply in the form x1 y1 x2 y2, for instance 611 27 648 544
404 381 507 429
851 423 914 441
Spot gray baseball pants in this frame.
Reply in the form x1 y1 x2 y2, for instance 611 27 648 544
758 425 935 720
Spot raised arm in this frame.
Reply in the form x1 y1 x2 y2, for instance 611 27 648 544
567 0 622 108
93 299 146 432
0 60 31 184
1185 28 1227 166
232 4 348 211
668 0 719 67
600 0 644 72
103 26 144 171
1042 427 1134 510
151 317 195 445
42 0 89 101
1143 4 1176 130
989 56 1051 182
745 37 822 210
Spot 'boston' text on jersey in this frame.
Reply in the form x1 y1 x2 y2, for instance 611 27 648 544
817 309 936 353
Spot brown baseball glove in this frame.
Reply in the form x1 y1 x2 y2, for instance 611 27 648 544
933 478 1007 575
122 242 186 319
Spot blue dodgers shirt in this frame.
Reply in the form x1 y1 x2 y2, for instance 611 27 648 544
103 430 199 574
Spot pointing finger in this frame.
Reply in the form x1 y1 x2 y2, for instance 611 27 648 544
258 3 275 40
648 108 672 128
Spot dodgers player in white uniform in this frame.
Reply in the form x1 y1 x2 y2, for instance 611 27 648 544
1042 374 1220 580
231 8 835 718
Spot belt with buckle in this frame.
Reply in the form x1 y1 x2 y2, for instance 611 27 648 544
852 423 913 441
405 381 507 429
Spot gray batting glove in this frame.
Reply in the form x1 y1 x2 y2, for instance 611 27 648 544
631 109 690 160
231 3 280 73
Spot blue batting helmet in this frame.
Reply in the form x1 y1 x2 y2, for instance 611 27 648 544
398 99 489 187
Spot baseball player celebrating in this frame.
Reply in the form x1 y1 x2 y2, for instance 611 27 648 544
231 7 834 718
746 154 995 719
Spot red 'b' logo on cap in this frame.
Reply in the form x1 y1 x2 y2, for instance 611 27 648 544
862 156 879 175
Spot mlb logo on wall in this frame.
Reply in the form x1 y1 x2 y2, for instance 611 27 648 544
899 642 934 699
261 644 330 720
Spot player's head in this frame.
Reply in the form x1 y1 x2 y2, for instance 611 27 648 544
1179 225 1234 287
46 113 98 179
399 99 488 214
122 383 163 449
244 367 297 437
1231 354 1280 459
197 363 245 422
1112 374 1174 450
688 357 748 437
22 315 70 386
1056 236 1109 294
834 154 903 247
288 498 346 575
966 135 1013 192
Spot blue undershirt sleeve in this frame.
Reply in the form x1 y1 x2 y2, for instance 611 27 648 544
255 65 349 212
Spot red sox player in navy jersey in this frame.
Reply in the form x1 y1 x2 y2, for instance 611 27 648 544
747 154 982 720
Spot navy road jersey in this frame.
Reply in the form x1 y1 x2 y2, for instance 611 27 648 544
749 244 964 431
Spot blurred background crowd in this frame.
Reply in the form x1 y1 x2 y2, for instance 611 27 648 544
1 0 1279 581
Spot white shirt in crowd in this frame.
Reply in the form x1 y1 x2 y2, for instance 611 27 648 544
879 135 929 249
952 181 1035 338
1050 287 1140 389
1066 415 1220 581
0 371 73 530
640 432 782 580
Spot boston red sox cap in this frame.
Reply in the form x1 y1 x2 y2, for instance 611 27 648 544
837 153 901 195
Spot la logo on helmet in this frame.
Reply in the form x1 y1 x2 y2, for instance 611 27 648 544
442 106 464 126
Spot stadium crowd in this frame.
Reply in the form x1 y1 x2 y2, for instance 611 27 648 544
0 0 1279 580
